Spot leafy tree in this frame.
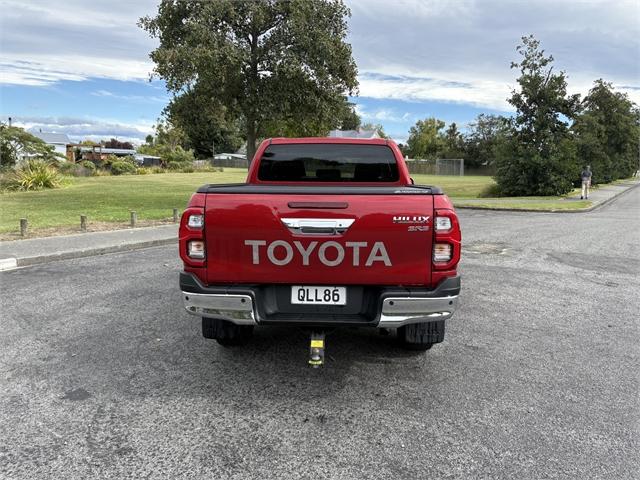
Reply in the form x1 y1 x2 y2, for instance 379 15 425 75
462 114 510 167
166 86 244 157
495 35 580 196
440 122 465 159
572 79 640 183
406 117 446 159
138 120 197 165
104 138 134 149
0 124 62 167
139 0 358 164
338 103 361 130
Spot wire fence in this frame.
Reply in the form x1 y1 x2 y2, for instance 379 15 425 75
202 157 495 176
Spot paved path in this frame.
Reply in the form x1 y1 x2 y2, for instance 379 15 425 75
0 187 638 479
0 224 177 269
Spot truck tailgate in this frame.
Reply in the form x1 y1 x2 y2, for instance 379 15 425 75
203 187 434 286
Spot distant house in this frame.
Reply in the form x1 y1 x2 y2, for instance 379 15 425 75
328 128 380 139
78 146 137 162
213 153 247 161
134 154 162 167
31 131 71 159
213 153 247 168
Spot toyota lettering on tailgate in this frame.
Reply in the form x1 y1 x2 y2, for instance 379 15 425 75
244 240 392 267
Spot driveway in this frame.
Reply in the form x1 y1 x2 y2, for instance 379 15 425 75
1 188 638 479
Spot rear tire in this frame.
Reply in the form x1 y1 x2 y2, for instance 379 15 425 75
398 320 445 351
202 317 253 346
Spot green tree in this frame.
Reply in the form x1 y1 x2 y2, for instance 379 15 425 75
573 79 640 183
495 35 580 196
440 122 464 159
406 117 446 159
138 120 197 165
139 0 358 164
0 124 62 167
166 83 244 157
462 114 510 168
337 102 361 130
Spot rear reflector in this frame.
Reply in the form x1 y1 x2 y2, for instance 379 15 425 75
433 243 452 263
188 240 205 259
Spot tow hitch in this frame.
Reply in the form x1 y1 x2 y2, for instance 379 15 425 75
308 331 325 368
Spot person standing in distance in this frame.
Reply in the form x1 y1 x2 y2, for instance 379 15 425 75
581 165 592 200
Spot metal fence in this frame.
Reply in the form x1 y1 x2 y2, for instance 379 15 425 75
200 157 495 176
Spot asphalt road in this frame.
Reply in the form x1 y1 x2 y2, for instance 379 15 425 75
1 187 638 479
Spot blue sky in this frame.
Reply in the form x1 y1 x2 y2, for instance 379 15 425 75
1 0 638 145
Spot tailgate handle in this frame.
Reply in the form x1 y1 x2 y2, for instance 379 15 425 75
281 218 355 235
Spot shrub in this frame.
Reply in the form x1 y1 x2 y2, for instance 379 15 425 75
3 159 62 190
101 154 120 168
136 167 151 175
111 161 137 175
150 166 166 174
477 183 503 198
165 146 195 164
167 161 183 171
57 162 78 175
81 160 97 172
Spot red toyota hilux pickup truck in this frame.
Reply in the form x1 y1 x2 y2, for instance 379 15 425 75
179 138 461 360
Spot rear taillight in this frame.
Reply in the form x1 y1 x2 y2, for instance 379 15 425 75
432 208 461 272
187 214 204 229
433 243 452 263
180 206 206 266
435 216 452 232
188 240 205 259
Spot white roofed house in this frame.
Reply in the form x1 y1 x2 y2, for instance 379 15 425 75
328 128 380 139
31 131 72 160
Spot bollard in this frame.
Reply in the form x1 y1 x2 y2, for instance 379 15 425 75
80 215 87 232
130 211 137 227
20 218 28 237
173 208 179 223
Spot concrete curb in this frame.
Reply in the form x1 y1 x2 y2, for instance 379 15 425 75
1 237 176 270
455 181 640 213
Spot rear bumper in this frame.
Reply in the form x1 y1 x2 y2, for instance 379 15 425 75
179 272 460 328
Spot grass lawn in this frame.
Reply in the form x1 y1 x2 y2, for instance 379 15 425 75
0 169 249 234
0 171 591 236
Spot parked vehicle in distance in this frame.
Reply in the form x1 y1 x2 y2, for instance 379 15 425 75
179 137 461 362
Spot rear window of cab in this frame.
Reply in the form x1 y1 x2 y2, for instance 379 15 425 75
257 144 399 182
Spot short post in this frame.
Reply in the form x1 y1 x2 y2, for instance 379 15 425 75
130 211 137 228
20 218 28 237
173 208 179 223
80 215 87 232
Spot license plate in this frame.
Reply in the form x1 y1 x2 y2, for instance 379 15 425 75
291 286 347 305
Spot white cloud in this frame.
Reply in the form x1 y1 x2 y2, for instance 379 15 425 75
10 116 154 145
347 0 640 108
0 0 638 110
355 104 414 123
0 0 157 85
90 89 169 104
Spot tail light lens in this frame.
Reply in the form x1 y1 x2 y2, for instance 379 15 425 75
433 243 452 262
187 214 204 229
188 240 205 259
435 216 452 232
180 206 206 267
432 208 461 273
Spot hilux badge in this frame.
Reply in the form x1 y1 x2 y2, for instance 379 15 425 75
392 215 430 224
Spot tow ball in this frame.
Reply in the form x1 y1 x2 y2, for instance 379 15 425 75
308 331 326 368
